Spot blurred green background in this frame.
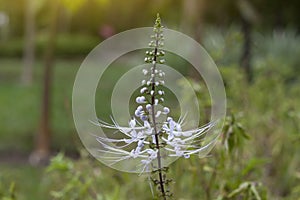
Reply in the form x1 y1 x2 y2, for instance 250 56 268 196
0 0 299 199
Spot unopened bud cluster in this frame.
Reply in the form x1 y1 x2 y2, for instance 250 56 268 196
135 16 169 125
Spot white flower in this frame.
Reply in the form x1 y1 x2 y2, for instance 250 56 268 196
163 107 170 114
129 118 136 128
91 22 219 174
137 105 143 111
92 114 216 171
136 96 146 103
159 59 165 64
155 111 161 118
140 115 148 121
135 110 141 117
142 69 148 75
146 104 151 111
158 90 164 95
140 87 148 94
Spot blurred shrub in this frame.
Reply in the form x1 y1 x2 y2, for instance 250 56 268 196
219 65 300 199
49 34 100 57
202 26 243 66
0 181 16 200
253 30 300 83
0 38 24 57
46 112 268 200
186 39 300 198
0 34 100 57
170 109 268 200
47 151 151 200
203 27 300 84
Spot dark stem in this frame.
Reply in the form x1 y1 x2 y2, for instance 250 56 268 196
150 34 167 200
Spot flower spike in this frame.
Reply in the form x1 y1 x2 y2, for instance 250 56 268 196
92 14 217 199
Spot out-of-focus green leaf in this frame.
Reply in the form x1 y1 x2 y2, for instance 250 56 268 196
242 158 268 176
46 153 74 172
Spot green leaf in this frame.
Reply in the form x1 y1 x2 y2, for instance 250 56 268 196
47 153 74 172
251 184 262 200
242 158 268 176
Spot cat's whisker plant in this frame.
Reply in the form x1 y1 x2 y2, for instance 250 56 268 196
91 14 219 199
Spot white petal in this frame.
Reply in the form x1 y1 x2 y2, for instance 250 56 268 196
129 119 136 128
155 111 161 118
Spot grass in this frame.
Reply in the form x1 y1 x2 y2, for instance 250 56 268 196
0 59 79 152
0 164 44 200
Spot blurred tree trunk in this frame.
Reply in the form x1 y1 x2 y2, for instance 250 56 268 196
21 0 35 86
240 18 252 82
60 8 72 33
181 0 206 80
30 1 60 165
238 0 259 83
180 0 205 42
